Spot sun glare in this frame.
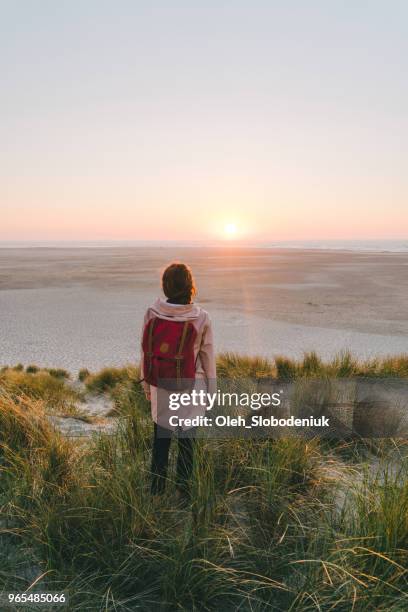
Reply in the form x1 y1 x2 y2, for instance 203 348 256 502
224 223 237 237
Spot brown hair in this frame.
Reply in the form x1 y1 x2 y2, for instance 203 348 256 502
162 262 196 304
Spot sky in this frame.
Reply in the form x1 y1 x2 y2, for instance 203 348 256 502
1 1 407 242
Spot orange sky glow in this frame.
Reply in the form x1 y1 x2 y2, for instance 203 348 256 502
2 3 407 242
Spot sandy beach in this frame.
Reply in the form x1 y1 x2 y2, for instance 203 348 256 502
1 246 408 372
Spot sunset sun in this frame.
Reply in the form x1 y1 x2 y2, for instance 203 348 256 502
224 223 237 237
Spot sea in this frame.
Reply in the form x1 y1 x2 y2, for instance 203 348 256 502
1 239 408 251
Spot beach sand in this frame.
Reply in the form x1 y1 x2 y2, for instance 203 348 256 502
0 246 407 371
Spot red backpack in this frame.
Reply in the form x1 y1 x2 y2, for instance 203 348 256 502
142 317 197 390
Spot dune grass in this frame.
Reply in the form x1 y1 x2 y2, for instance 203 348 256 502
81 351 408 401
81 365 150 418
217 350 408 379
0 366 81 414
1 353 408 610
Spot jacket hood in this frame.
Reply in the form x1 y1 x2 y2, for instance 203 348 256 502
149 297 202 321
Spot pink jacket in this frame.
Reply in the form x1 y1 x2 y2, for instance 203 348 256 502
140 298 216 427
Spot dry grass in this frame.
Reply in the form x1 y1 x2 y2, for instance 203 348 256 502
1 354 407 610
0 367 81 412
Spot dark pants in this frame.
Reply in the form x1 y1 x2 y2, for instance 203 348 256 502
151 423 196 495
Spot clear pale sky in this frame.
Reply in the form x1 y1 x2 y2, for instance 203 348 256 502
1 1 407 241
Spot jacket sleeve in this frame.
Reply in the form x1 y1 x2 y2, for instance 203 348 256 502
199 314 217 393
140 310 150 395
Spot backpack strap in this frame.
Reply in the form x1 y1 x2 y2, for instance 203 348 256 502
146 317 156 376
175 321 190 386
177 321 190 355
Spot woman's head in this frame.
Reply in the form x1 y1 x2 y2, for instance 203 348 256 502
162 262 196 304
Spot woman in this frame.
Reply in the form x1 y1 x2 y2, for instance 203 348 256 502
140 262 216 497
